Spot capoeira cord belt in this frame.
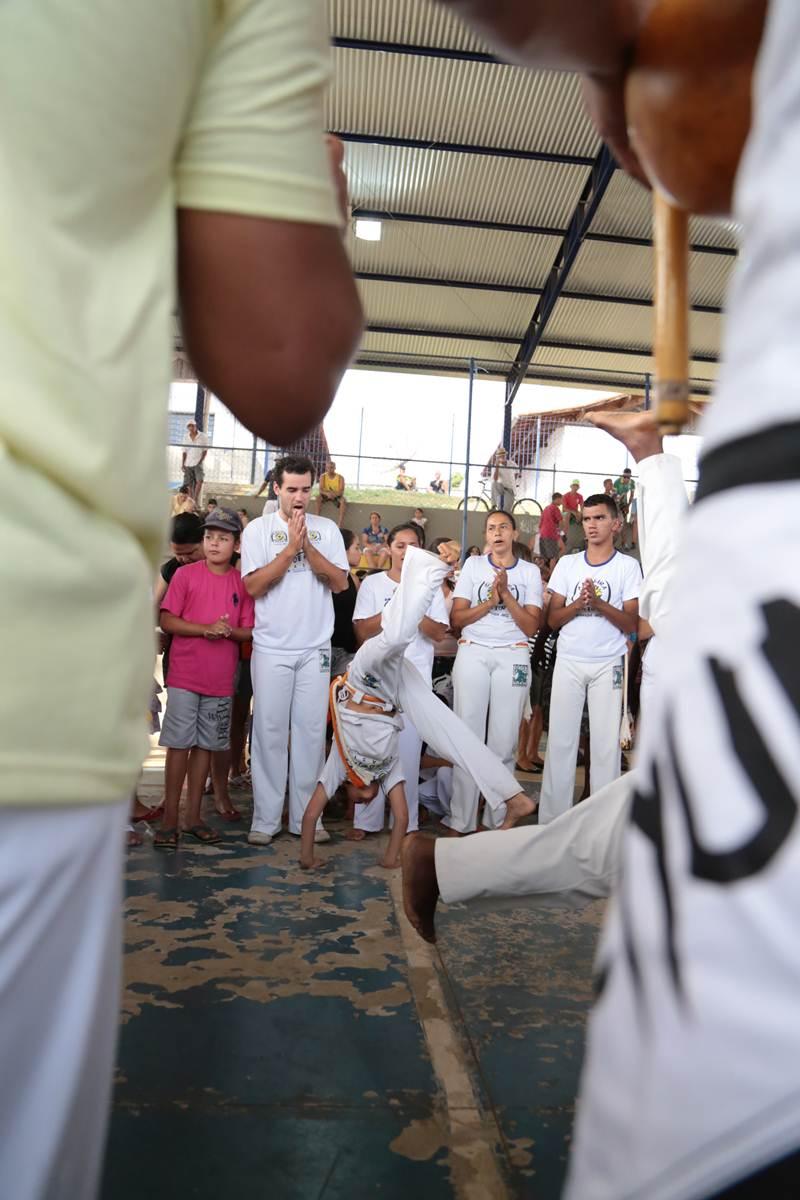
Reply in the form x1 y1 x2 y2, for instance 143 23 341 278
695 420 800 503
328 673 398 788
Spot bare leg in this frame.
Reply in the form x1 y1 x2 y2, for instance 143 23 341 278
578 735 591 803
185 747 211 829
314 495 322 515
380 783 408 869
525 706 545 768
401 834 439 943
161 747 189 831
516 716 533 770
229 693 249 778
338 498 346 528
211 750 238 817
300 783 329 869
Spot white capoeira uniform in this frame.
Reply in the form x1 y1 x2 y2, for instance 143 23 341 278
318 548 526 820
241 511 348 837
538 548 642 825
352 570 448 834
447 554 544 832
567 6 800 1192
436 451 687 911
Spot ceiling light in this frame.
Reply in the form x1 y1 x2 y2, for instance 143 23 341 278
354 218 382 242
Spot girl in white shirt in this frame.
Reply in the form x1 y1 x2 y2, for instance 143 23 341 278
447 509 543 832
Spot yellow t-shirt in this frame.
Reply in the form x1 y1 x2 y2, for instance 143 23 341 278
0 1 339 807
320 472 344 494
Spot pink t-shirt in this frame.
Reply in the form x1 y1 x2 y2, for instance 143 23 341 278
539 503 563 540
161 561 254 697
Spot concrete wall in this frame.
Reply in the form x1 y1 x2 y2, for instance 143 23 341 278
208 494 492 555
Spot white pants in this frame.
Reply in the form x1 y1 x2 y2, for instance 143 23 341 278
354 718 423 833
419 766 453 819
539 655 623 826
437 773 633 909
250 644 331 836
448 641 531 832
0 799 128 1200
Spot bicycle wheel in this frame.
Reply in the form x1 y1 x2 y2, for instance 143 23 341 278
512 497 543 518
457 495 490 512
512 498 543 543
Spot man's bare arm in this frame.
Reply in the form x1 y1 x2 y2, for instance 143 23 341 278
303 541 349 593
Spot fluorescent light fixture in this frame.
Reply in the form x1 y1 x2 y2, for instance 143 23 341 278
354 218 382 242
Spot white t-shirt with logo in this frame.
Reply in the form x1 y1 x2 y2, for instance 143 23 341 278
184 432 209 467
547 550 641 662
453 555 543 648
241 511 347 653
353 571 448 680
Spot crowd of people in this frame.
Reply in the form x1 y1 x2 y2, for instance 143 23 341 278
140 450 650 863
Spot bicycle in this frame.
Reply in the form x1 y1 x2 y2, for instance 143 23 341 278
456 475 492 511
512 497 543 544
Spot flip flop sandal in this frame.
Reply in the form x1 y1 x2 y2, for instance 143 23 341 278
185 824 221 844
219 809 242 823
137 804 164 824
153 827 179 849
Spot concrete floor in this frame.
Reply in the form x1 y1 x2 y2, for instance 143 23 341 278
103 770 603 1200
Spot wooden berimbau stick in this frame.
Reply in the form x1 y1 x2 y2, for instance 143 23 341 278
653 191 689 435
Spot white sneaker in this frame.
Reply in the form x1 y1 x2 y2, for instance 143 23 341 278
247 830 273 846
314 827 331 844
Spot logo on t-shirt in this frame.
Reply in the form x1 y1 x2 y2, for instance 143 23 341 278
271 530 288 544
319 649 330 672
308 529 322 544
477 580 519 612
512 663 529 687
569 577 611 613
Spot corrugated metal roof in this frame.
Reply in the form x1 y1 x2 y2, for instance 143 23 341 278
592 171 739 251
547 296 723 359
356 277 535 338
343 141 588 228
328 48 598 158
329 0 488 55
567 239 735 309
348 221 563 289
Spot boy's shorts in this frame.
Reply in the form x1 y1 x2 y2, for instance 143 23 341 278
159 688 232 751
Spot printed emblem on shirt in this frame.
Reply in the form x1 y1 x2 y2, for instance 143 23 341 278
612 664 624 689
569 577 611 614
319 649 330 672
512 663 529 687
477 580 519 612
271 530 288 544
363 672 381 690
308 529 322 544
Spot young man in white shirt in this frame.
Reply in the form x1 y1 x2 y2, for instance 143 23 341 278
539 495 641 825
351 523 448 837
182 420 209 503
241 455 349 845
447 509 543 832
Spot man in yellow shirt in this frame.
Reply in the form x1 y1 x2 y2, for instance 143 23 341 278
314 457 347 526
0 5 361 1197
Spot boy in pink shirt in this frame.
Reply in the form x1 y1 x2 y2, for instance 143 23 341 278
156 510 254 847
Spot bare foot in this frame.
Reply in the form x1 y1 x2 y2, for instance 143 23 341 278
400 834 439 944
378 853 401 869
586 410 663 463
345 829 368 842
500 792 538 830
299 857 326 871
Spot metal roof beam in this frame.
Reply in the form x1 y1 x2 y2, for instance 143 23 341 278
333 37 500 66
351 207 738 259
355 269 723 315
355 355 714 396
505 145 616 407
332 130 594 167
365 323 718 364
